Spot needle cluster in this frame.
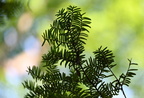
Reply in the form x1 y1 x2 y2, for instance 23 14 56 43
22 6 137 98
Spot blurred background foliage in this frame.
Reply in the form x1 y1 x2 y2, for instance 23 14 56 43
0 0 144 98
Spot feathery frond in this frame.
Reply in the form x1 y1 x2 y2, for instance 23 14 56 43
23 5 137 98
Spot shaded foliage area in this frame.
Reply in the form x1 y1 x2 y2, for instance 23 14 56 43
22 6 137 98
0 0 23 25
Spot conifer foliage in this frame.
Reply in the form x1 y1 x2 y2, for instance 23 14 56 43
22 6 137 98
